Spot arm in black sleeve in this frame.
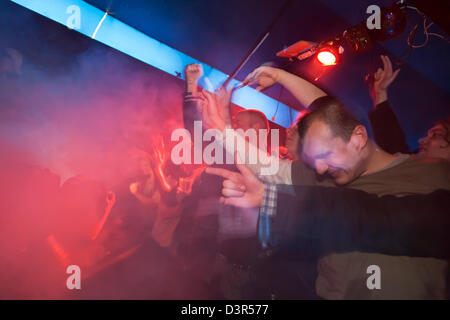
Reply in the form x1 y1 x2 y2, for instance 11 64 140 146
182 92 202 137
368 101 410 154
271 186 450 259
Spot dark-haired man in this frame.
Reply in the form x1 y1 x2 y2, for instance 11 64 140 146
201 66 450 299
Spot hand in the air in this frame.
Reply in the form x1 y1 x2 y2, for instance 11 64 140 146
206 154 265 208
243 66 281 91
184 63 203 83
215 86 233 126
369 55 400 103
198 89 227 131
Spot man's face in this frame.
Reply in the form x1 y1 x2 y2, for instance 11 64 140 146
301 121 365 185
418 123 450 161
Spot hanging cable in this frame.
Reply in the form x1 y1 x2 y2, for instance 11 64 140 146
405 5 449 49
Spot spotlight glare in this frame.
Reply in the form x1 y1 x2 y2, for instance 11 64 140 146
317 51 337 66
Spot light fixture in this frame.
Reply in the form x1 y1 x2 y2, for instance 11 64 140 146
316 50 337 66
315 38 344 66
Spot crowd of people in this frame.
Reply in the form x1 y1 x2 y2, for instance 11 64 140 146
1 50 449 299
171 55 449 299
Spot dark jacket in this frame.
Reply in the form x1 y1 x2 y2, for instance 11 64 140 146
369 101 410 154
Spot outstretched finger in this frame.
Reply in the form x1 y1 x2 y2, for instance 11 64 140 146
243 67 262 85
243 74 256 86
206 167 241 183
385 68 400 87
385 56 393 74
391 69 400 82
382 55 392 77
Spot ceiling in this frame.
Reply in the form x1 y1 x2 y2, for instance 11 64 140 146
81 0 450 92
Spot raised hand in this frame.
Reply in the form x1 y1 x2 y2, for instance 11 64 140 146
369 55 400 105
198 89 227 131
215 86 233 126
205 154 265 208
150 136 176 192
152 136 167 165
184 63 203 94
243 66 281 91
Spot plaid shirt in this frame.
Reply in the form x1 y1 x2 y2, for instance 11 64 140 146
259 184 278 248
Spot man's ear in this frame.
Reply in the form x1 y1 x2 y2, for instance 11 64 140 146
349 125 368 151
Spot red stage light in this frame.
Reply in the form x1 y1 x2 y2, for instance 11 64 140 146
317 50 337 66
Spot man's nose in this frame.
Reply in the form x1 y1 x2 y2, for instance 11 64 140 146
315 161 328 175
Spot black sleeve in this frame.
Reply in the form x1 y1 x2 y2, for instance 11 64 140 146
369 101 410 154
182 92 202 137
271 186 450 260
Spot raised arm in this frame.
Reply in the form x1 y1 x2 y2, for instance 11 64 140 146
206 162 450 260
185 63 202 95
273 186 450 259
199 83 315 185
367 55 409 154
244 66 327 108
182 64 204 136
